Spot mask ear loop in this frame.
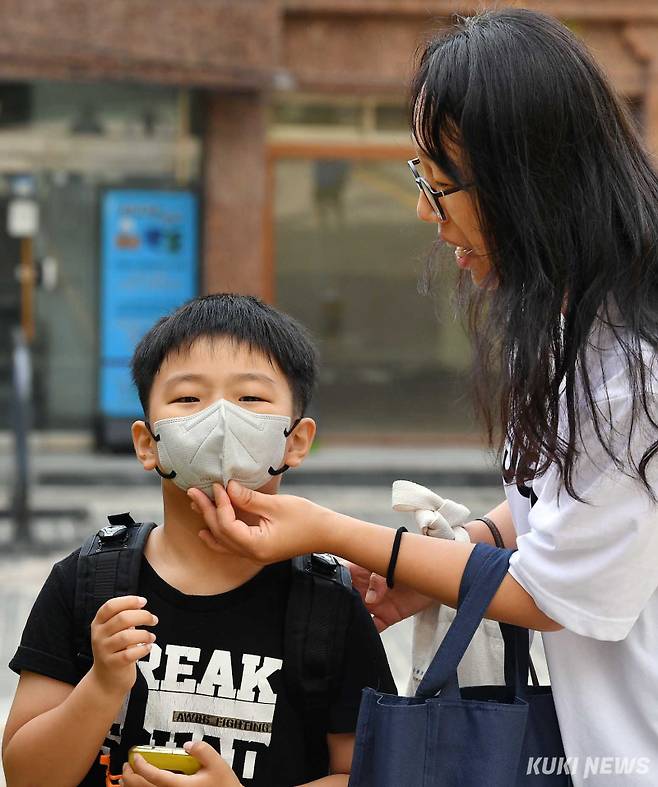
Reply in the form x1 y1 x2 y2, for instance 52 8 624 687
145 422 177 480
269 417 302 477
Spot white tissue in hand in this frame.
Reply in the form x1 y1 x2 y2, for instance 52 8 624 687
391 479 471 541
391 480 503 694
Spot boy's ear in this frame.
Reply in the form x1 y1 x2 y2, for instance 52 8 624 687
131 420 159 472
284 417 316 469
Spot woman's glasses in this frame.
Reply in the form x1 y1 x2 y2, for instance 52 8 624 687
407 158 469 222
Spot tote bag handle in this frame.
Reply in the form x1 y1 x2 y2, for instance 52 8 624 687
416 544 516 700
459 544 533 694
501 622 533 695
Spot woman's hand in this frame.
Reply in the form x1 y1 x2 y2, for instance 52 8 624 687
121 742 241 786
348 563 434 632
188 482 330 563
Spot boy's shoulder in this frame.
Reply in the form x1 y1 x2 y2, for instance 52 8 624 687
53 547 82 572
42 546 82 598
72 520 355 625
69 519 353 606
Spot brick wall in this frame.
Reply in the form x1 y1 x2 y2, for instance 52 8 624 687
0 0 278 88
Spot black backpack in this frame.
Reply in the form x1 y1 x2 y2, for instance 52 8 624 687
73 512 354 779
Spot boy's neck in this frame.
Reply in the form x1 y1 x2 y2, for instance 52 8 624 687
145 483 273 596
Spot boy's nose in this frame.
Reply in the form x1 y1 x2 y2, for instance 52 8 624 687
417 192 441 225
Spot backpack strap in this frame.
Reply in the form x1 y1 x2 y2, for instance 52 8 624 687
285 553 353 712
74 514 156 673
284 553 353 777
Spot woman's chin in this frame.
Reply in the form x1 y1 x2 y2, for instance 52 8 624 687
470 266 498 290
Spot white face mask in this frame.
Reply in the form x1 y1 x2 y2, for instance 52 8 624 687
150 398 297 498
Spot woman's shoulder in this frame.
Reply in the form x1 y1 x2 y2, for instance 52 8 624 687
582 318 658 405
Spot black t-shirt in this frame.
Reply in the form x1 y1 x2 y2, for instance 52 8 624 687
9 549 396 786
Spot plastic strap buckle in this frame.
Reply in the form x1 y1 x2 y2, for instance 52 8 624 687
310 552 339 578
100 753 122 787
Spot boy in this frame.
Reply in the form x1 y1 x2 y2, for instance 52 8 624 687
2 294 395 787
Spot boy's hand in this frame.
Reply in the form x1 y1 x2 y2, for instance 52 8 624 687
189 482 323 564
90 595 157 697
121 741 241 786
349 563 434 632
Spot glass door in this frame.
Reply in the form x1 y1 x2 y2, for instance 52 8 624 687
274 155 476 438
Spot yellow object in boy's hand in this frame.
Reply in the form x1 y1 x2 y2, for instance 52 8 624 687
123 741 243 786
128 745 201 774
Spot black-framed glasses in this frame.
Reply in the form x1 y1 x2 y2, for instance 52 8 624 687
407 158 469 222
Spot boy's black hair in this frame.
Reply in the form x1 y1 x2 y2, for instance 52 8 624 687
131 293 319 417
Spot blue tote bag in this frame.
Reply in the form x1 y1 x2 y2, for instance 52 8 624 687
349 544 570 787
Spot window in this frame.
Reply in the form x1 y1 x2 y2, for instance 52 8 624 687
274 156 475 437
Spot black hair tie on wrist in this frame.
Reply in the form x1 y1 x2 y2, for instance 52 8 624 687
386 526 408 589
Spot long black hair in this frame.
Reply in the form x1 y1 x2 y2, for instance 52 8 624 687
411 9 658 499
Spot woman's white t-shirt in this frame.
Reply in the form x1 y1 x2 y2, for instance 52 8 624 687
506 329 658 786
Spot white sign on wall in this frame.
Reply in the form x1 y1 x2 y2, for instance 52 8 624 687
7 198 39 238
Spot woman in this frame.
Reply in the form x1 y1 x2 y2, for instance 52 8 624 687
128 8 658 787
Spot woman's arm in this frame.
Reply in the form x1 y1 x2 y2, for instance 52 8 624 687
464 500 518 549
190 484 561 633
322 512 558 631
349 499 517 631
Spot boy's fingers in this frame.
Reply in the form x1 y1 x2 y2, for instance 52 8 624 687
130 754 178 785
365 572 386 605
94 595 147 625
98 641 153 666
105 628 156 654
102 609 158 637
121 762 151 786
371 615 389 633
120 641 155 662
347 562 372 592
184 739 226 769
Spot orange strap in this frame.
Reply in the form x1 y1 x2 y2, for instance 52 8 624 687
100 753 123 787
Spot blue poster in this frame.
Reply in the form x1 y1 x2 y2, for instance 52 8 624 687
99 190 198 419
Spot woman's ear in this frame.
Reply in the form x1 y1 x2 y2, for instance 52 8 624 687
131 420 158 472
284 417 317 469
